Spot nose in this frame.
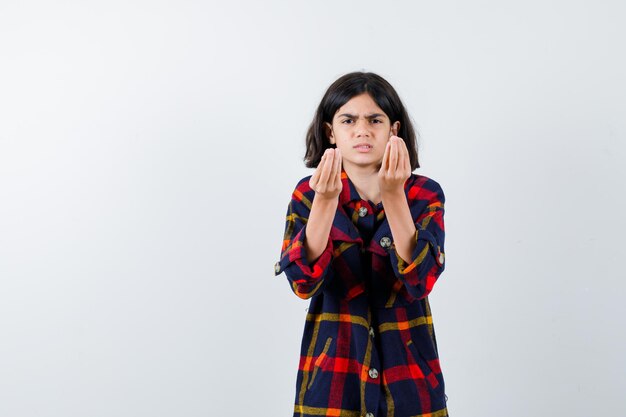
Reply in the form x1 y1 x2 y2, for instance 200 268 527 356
354 118 370 137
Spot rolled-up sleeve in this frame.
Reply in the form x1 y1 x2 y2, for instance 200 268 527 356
274 182 335 299
388 180 445 300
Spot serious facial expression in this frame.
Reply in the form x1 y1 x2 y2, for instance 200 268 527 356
325 93 400 171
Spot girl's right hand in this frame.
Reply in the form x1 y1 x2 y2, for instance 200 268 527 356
309 148 342 200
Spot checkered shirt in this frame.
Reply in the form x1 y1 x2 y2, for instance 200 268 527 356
274 169 448 417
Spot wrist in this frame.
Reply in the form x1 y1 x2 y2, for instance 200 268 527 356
381 188 406 200
313 194 340 205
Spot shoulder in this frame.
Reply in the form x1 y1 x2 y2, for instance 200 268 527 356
287 175 316 210
294 175 313 190
291 175 314 196
406 173 445 204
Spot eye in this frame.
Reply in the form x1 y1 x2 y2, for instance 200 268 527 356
341 119 354 124
371 119 382 124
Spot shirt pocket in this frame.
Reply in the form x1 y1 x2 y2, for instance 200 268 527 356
404 339 443 394
307 336 333 391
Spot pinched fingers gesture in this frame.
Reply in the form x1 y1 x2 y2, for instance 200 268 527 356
309 148 343 200
378 136 411 194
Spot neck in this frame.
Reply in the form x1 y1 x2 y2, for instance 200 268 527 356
343 163 382 204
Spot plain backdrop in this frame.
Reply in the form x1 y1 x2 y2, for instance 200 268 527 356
1 1 625 416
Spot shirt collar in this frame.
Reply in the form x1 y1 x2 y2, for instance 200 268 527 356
338 167 412 207
339 168 363 206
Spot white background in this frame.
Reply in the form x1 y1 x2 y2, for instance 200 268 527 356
1 1 625 416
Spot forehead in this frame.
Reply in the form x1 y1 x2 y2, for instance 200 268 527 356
334 93 387 117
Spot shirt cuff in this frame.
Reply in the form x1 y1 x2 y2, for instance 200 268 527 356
274 224 334 282
389 226 444 276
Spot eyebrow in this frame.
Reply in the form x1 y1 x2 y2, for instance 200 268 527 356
336 113 387 119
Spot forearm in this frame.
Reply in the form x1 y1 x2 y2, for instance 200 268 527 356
382 189 416 263
304 196 338 263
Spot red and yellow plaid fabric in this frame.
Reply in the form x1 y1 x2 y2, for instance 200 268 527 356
275 169 448 417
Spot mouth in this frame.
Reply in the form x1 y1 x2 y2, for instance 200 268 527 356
353 144 373 152
354 145 372 153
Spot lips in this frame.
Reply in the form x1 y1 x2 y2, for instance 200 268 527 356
354 143 373 153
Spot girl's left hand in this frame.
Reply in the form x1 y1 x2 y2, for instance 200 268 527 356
378 136 411 194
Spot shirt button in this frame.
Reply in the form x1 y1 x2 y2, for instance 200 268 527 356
438 251 445 265
369 327 375 338
368 368 379 379
274 261 281 275
358 206 368 217
379 236 392 248
365 413 375 417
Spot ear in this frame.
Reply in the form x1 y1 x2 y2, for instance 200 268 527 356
325 122 335 144
391 121 400 136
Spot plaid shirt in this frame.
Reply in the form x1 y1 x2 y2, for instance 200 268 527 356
274 168 448 417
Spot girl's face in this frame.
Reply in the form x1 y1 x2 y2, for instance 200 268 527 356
325 93 400 171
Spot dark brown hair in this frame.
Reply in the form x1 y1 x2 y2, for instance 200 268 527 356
304 71 420 170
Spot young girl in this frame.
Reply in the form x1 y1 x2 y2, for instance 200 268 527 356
274 72 448 417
